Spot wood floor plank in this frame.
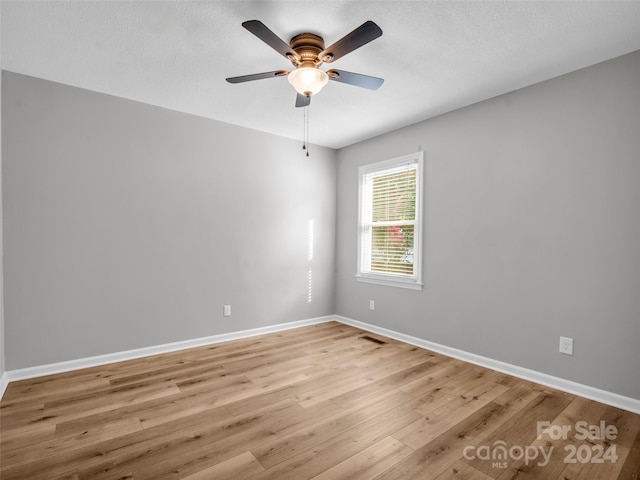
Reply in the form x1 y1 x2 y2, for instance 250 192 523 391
249 395 423 480
107 360 226 387
137 391 234 429
44 380 182 417
0 402 48 432
433 460 494 480
252 389 415 470
294 350 443 408
394 381 511 449
75 400 304 480
0 423 56 455
403 365 511 421
178 451 265 480
613 426 640 480
329 359 439 409
1 375 112 409
374 402 517 480
2 399 295 480
1 321 638 480
309 436 414 480
399 358 475 398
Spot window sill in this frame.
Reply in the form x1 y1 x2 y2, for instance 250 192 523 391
356 274 423 291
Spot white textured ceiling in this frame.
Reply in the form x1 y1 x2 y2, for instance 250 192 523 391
2 1 640 149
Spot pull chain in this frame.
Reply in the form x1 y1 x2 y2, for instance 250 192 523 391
306 104 310 157
302 101 310 157
302 105 306 152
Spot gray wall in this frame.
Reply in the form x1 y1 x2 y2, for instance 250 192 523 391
0 24 4 380
336 51 640 400
2 72 336 370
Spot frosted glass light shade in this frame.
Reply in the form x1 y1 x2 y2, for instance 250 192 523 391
288 67 329 96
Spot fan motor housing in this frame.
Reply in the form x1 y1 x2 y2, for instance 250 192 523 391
289 33 325 67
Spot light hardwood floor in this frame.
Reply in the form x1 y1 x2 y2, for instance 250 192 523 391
1 321 639 479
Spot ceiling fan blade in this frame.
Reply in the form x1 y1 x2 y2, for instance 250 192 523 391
326 69 384 90
242 20 300 61
319 21 382 63
295 93 311 108
226 70 288 84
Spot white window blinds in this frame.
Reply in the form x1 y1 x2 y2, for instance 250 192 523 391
358 152 423 290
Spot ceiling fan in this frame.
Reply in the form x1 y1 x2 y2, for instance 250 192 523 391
226 20 384 107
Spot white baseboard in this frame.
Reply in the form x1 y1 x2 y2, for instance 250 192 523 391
3 314 639 415
0 315 334 399
335 315 640 415
0 372 8 401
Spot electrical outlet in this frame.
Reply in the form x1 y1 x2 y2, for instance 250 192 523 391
223 305 231 317
559 336 573 355
369 300 375 311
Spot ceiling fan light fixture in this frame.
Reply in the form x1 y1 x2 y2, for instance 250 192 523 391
288 67 329 97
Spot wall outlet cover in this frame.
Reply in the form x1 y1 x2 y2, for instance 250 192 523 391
559 336 573 355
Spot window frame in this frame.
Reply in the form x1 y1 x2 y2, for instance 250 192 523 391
356 151 424 290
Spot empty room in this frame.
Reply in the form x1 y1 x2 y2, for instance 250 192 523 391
1 1 639 479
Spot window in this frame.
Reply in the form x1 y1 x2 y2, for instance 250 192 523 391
357 151 423 290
